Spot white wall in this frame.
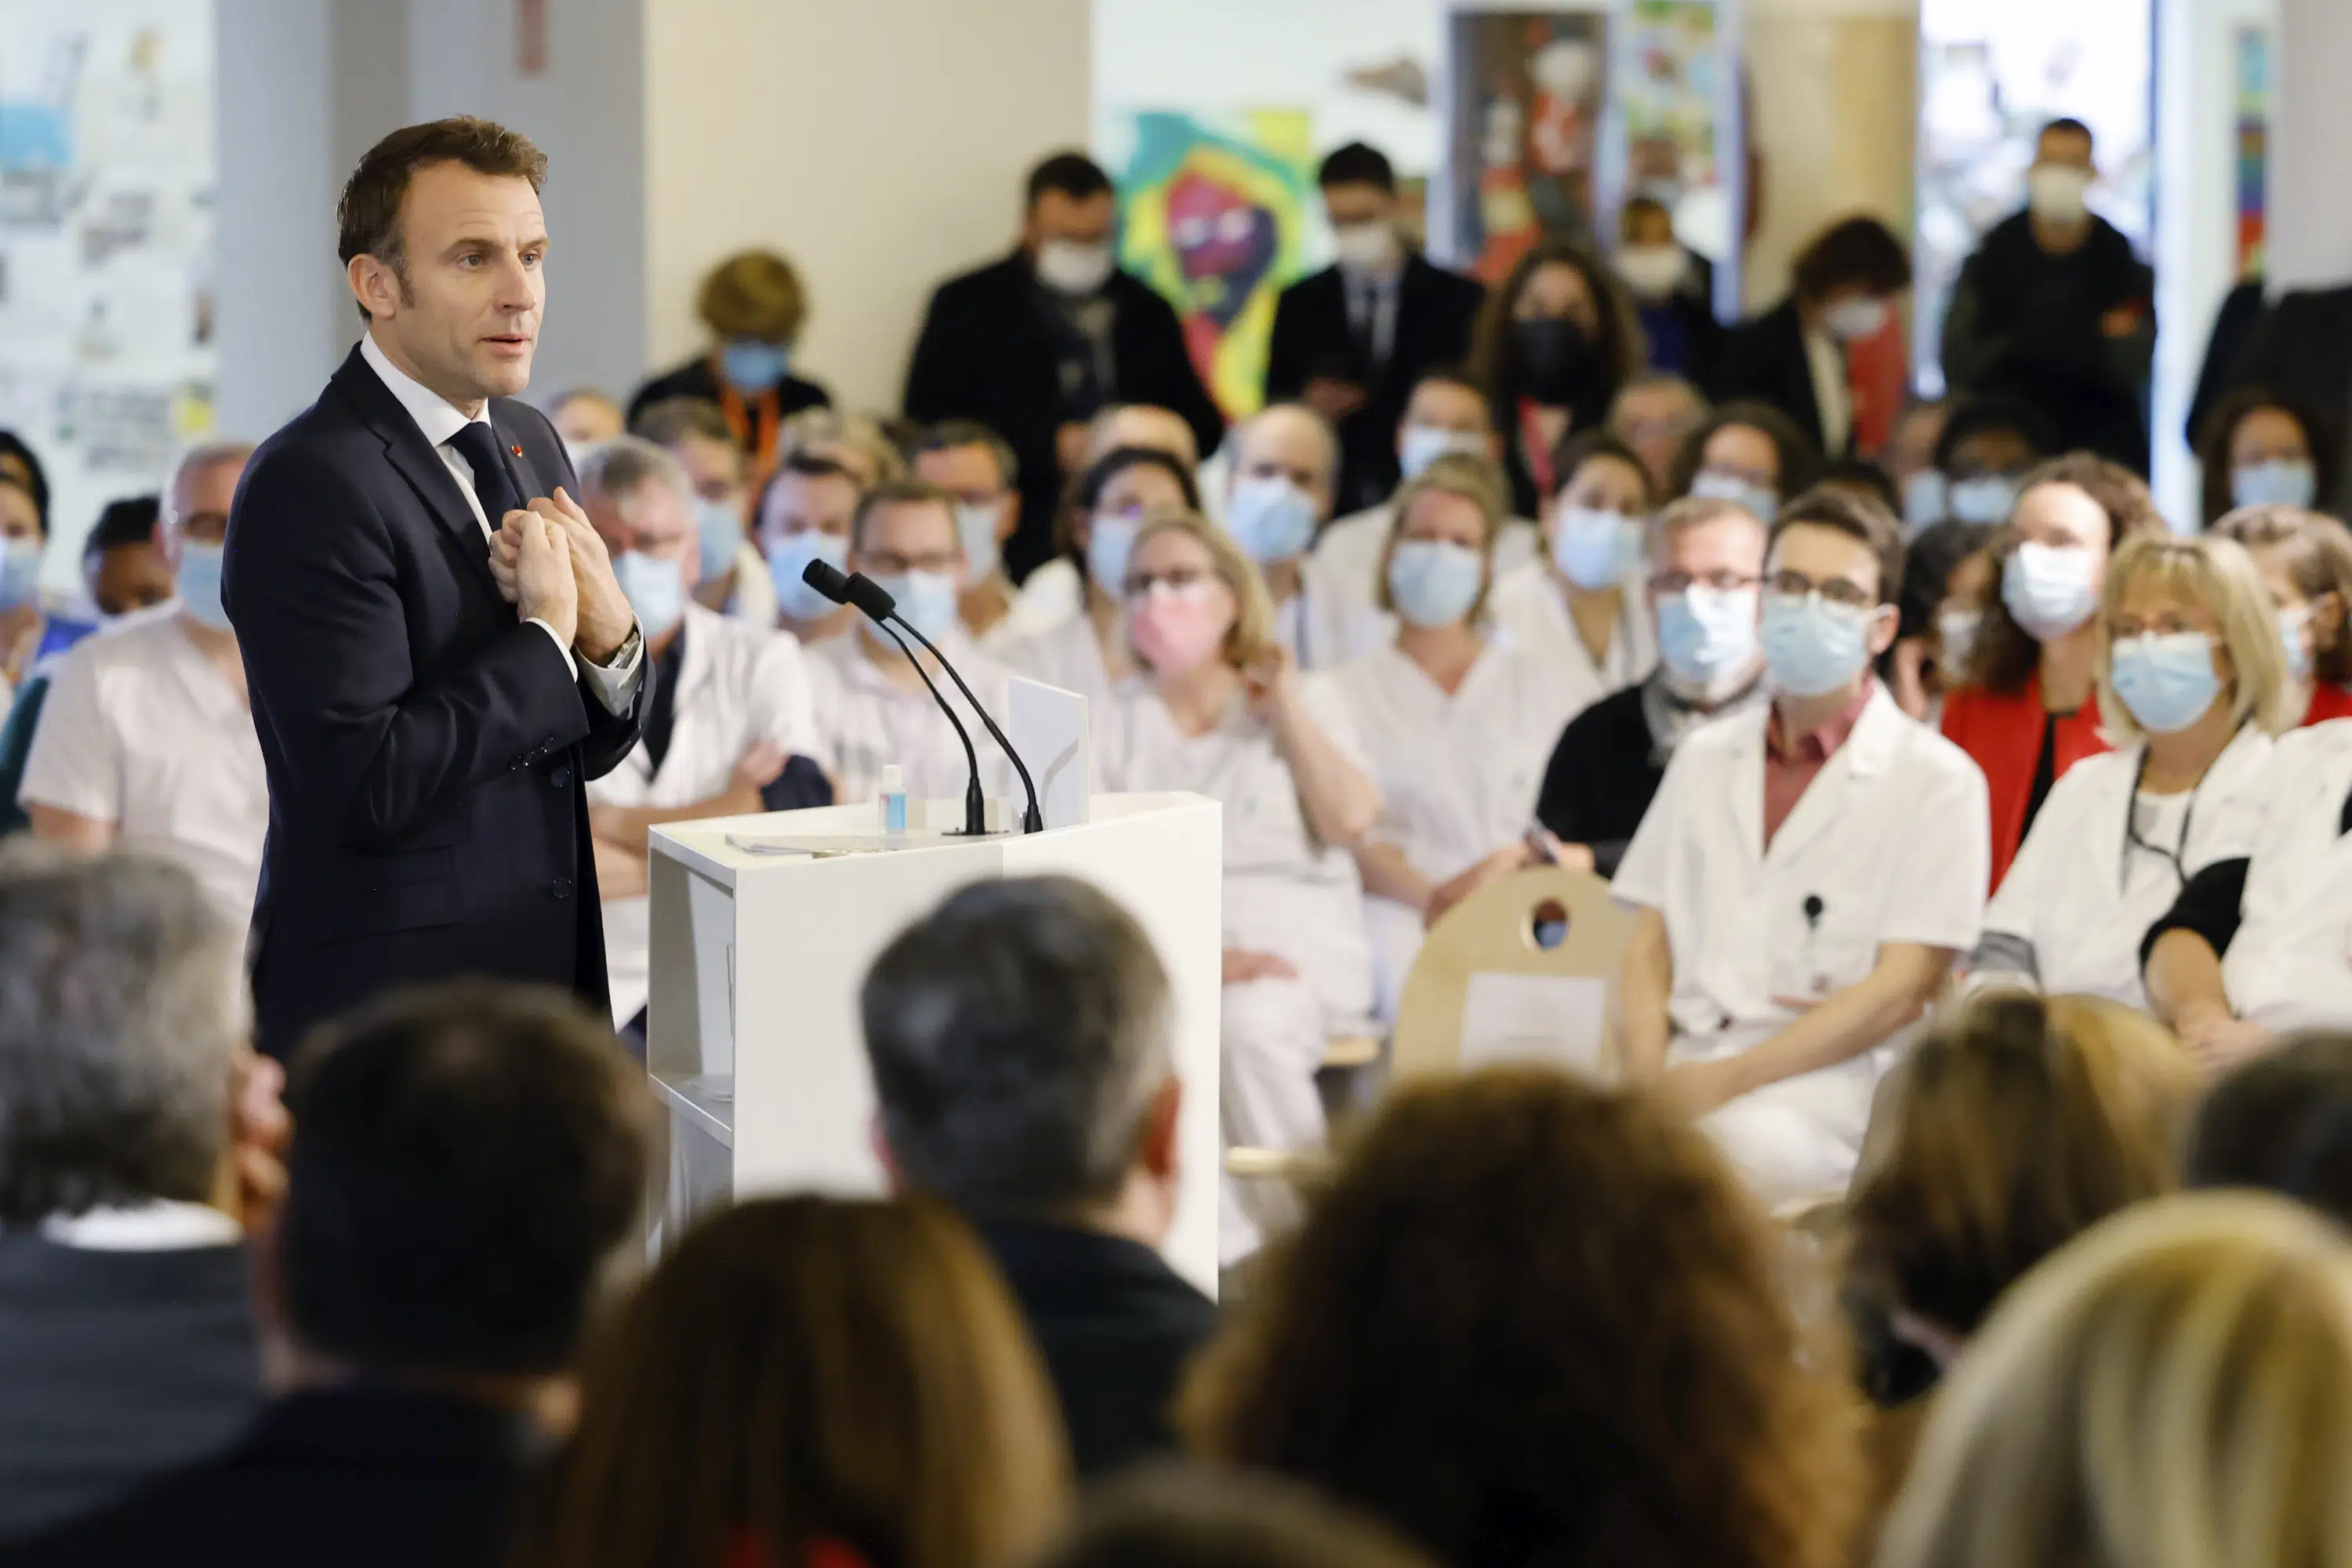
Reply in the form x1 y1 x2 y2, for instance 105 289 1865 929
2267 0 2352 292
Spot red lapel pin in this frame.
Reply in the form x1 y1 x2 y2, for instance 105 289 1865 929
510 445 523 457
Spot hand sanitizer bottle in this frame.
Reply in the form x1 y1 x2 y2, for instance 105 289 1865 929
879 764 907 835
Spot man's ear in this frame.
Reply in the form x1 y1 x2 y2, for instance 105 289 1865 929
1138 1076 1183 1183
347 254 401 324
869 1113 906 1193
997 488 1022 543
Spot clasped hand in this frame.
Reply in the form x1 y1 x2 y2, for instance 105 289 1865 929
488 488 634 663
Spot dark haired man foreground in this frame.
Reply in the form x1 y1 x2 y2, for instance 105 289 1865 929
222 116 652 1056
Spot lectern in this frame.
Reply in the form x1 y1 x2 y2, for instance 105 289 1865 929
644 791 1224 1293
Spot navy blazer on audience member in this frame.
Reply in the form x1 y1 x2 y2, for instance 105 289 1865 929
222 346 651 1057
1715 296 1848 460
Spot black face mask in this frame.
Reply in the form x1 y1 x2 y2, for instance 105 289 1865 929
1512 314 1598 406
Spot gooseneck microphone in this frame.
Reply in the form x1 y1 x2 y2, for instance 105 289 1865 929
801 561 1045 835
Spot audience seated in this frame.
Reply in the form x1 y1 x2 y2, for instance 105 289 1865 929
1179 1066 1861 1568
22 441 267 927
776 405 905 491
1717 216 1913 462
1465 240 1645 518
1036 1465 1437 1568
1607 369 1709 499
1970 532 2288 1006
575 437 829 1030
860 876 1214 1477
1888 519 1996 724
2186 1029 2352 1219
78 494 176 629
626 249 830 470
13 979 648 1568
1929 396 2056 528
1330 455 1578 1018
909 419 1024 641
504 1196 1069 1568
547 387 623 452
1841 992 2197 1529
1219 404 1341 666
1615 196 1724 387
1878 1193 2352 1568
1264 141 1485 515
633 395 771 626
0 848 276 1544
1616 486 1988 1203
804 480 1018 808
2193 386 2336 529
1667 397 1823 517
1883 394 1952 528
2212 503 2352 724
753 451 866 644
1940 452 2168 890
1092 511 1378 1261
904 151 1222 583
1084 401 1203 473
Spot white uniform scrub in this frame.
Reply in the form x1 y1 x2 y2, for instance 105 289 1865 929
18 615 268 927
805 625 1017 809
1301 503 1541 666
1095 671 1377 1261
1976 724 2272 1009
996 609 1116 718
1486 560 1657 724
1330 639 1573 1020
2207 720 2352 1030
1613 684 1990 1204
586 601 827 1025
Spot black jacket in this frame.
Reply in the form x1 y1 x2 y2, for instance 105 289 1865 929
623 354 830 456
2228 282 2352 511
1533 681 1665 880
222 346 650 1055
1263 256 1485 513
903 252 1224 582
977 1219 1218 1479
7 1390 540 1568
1715 296 1846 460
0 1236 260 1546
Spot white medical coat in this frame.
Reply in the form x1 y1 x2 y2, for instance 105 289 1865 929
1486 560 1657 725
1300 503 1541 668
805 625 1017 810
2210 718 2352 1030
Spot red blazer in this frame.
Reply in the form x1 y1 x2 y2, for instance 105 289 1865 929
1940 683 2111 892
2306 684 2352 726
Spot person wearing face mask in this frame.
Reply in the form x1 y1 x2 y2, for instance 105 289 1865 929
1886 520 1995 726
1221 403 1341 664
1614 195 1723 387
1718 216 1913 463
909 420 1024 642
1263 143 1485 515
1465 240 1646 519
1883 396 1951 532
752 451 865 645
1918 396 2054 534
633 396 774 627
1968 535 2288 1011
1941 118 2155 471
627 250 831 474
1940 454 2169 889
1616 486 1990 1205
802 481 1017 811
1668 399 1822 521
2212 503 2352 727
571 438 829 1032
1328 457 1575 1020
1092 510 1379 1262
2194 388 2336 530
906 152 1222 584
1489 430 1661 723
19 443 268 928
1608 371 1711 499
998 445 1200 720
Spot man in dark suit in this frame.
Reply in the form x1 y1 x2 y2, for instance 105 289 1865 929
862 876 1218 1479
1716 216 1912 463
903 152 1224 583
1264 142 1485 515
223 118 649 1058
12 982 650 1568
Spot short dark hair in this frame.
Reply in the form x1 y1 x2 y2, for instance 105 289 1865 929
862 877 1171 1214
913 419 1019 491
1317 142 1395 193
1549 427 1656 509
1817 457 1902 515
2041 116 2095 149
1061 445 1204 572
852 477 958 555
1026 151 1112 208
278 981 647 1377
1933 395 2057 473
1668 398 1824 503
2186 1031 2352 1225
1896 519 1997 642
1768 483 1907 606
82 495 161 561
1790 215 1911 303
0 429 49 528
337 117 548 321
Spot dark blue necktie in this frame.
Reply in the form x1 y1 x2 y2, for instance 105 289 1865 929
446 422 523 532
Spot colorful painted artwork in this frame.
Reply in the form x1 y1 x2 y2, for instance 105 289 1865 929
1443 9 1610 285
2234 24 2269 280
1114 108 1316 421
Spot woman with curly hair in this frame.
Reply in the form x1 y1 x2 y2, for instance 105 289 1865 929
1178 1065 1860 1568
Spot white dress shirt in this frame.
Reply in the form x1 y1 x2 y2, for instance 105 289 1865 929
38 1199 242 1251
359 332 642 711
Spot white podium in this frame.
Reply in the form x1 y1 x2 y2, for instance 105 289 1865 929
644 791 1225 1292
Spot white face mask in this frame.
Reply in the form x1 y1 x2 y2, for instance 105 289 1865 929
1331 220 1400 275
2026 164 2092 226
1035 238 1116 296
1614 243 1686 301
1820 296 1890 343
954 501 1003 582
1398 423 1483 480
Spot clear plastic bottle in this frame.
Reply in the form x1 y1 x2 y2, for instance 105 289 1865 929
879 764 907 835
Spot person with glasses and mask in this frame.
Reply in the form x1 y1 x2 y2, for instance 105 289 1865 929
1614 486 1989 1204
1464 240 1646 520
1967 534 2288 1010
1921 397 2055 531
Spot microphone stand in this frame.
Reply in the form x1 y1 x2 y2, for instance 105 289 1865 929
884 613 1047 835
875 621 988 836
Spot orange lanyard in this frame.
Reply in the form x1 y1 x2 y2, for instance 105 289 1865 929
714 371 782 471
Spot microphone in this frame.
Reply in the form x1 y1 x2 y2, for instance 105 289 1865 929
801 561 1044 835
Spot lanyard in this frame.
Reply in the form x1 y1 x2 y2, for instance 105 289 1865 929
716 378 782 471
2122 746 2201 894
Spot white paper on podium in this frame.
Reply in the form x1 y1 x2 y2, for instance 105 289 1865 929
1457 972 1609 1077
1007 677 1090 829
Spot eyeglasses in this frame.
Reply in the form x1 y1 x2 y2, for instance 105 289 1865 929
862 549 961 575
1651 569 1760 596
1766 568 1876 611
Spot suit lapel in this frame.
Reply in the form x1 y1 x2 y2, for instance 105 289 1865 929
329 347 503 601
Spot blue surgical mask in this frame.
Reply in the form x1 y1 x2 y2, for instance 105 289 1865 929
1901 470 1949 531
1225 475 1318 563
1761 591 1878 698
2234 458 2318 511
720 339 791 393
1656 586 1760 695
612 550 686 640
0 537 42 611
174 541 231 631
767 531 849 621
1087 515 1138 593
2281 607 2314 681
865 568 960 644
1386 539 1486 628
1551 505 1644 590
2109 631 2223 735
1948 474 2020 526
1689 470 1777 522
956 501 1004 582
695 497 742 582
2002 542 2100 641
1399 424 1481 480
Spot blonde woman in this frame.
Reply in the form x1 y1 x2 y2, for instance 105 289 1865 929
1880 1192 2352 1568
775 405 906 490
1969 532 2290 1008
1330 453 1576 1022
1093 510 1380 1263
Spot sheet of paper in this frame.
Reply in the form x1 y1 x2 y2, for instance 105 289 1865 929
1457 972 1610 1080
